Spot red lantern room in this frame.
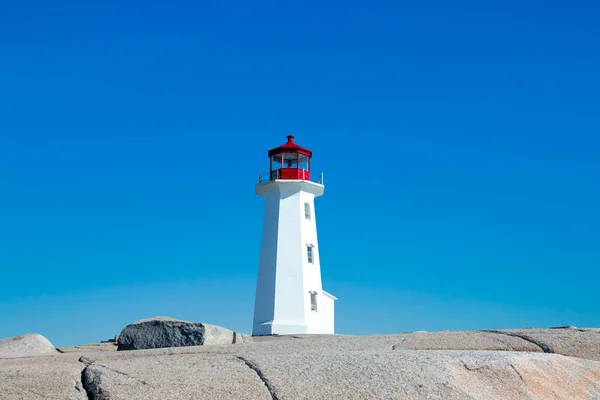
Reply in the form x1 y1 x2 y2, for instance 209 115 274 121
267 135 312 181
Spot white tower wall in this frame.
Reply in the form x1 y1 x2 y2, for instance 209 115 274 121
253 179 336 336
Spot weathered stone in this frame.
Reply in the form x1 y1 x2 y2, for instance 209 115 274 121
57 342 118 354
3 328 600 399
0 334 56 359
390 330 542 352
0 356 86 399
233 332 252 344
240 350 600 399
489 328 600 361
117 316 234 351
81 353 271 399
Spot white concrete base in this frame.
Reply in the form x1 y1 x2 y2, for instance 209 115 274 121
253 320 309 336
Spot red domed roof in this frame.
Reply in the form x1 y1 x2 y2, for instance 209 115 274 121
268 135 312 158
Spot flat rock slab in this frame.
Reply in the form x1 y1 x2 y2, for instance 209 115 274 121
242 350 600 400
490 328 600 361
389 330 542 352
75 328 600 363
0 356 85 400
82 353 271 400
0 334 56 359
58 343 118 354
243 331 541 355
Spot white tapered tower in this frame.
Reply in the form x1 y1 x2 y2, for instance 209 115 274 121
252 135 336 336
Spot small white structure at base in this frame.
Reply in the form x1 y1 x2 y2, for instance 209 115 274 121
252 136 336 336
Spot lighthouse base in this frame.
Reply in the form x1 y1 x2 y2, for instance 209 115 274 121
252 320 309 336
253 318 335 336
253 291 336 336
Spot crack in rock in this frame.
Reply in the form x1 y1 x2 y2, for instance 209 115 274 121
78 355 151 399
509 364 526 383
79 356 96 367
391 338 407 350
460 360 526 385
77 359 94 400
82 365 102 400
237 356 279 400
459 361 486 372
95 363 152 386
482 330 554 353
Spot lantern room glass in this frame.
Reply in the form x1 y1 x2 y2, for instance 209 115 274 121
270 152 311 180
298 154 309 171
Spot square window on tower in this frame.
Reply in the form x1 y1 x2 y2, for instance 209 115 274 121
307 245 314 264
310 292 318 312
304 202 311 220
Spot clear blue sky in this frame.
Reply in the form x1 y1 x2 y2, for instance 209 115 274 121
1 0 598 347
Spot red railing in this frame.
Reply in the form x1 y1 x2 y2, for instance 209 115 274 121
258 170 324 185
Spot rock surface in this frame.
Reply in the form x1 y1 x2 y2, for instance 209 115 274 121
117 317 236 350
489 327 600 362
389 330 542 352
0 334 56 359
233 331 252 344
242 350 600 400
57 342 118 354
1 328 599 399
81 353 271 400
0 356 86 399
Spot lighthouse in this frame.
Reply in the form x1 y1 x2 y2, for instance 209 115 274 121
252 135 336 336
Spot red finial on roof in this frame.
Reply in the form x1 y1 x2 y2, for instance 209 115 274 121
268 135 312 158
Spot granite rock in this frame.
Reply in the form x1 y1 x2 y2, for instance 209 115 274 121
0 334 56 359
0 356 86 399
489 327 600 361
2 328 600 399
57 342 118 354
81 353 271 400
233 332 252 344
117 316 235 351
240 350 600 400
390 330 542 352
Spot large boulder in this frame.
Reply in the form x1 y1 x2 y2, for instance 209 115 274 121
0 334 56 359
117 317 237 351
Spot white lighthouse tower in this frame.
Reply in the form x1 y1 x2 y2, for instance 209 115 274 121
252 135 336 336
